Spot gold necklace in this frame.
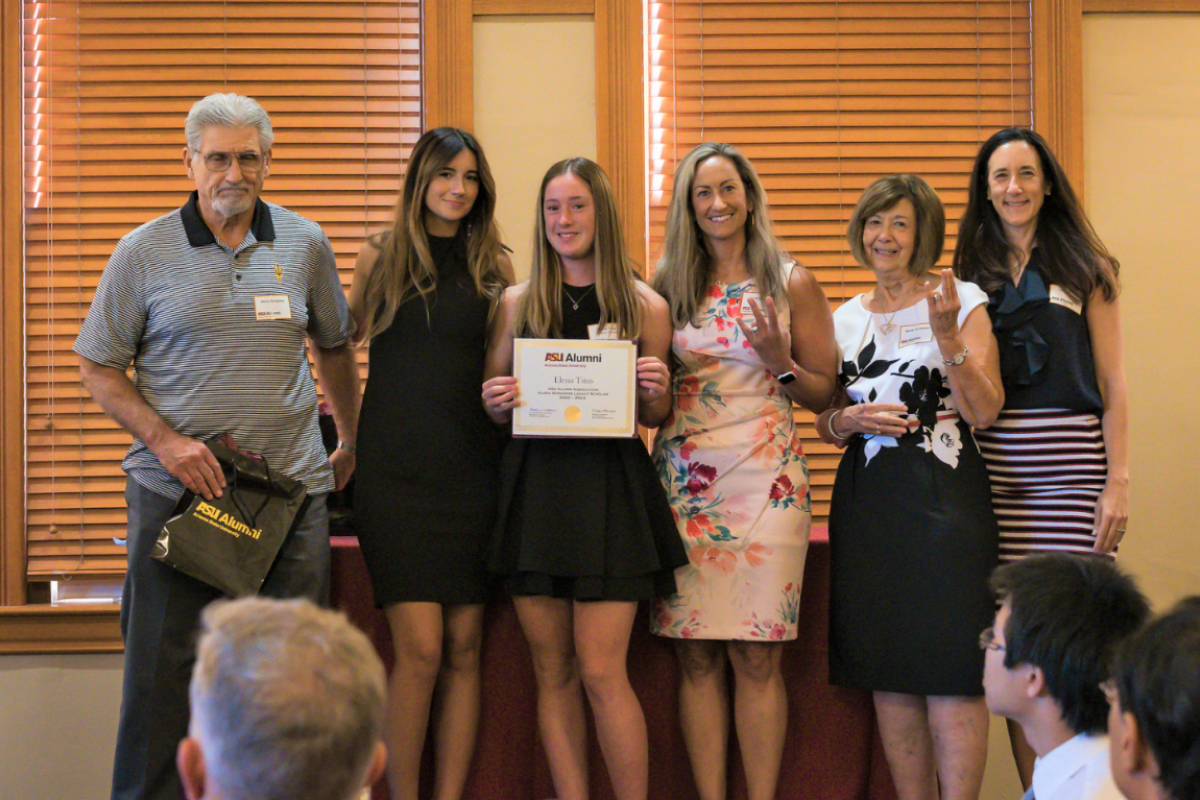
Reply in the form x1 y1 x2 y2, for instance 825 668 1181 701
563 283 595 311
876 279 918 335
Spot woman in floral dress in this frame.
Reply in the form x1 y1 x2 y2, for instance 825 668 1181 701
815 174 1003 800
650 142 837 800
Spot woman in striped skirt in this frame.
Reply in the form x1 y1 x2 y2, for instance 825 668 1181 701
953 127 1129 787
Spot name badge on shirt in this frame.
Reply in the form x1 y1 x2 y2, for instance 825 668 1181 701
255 294 292 321
1048 284 1083 314
588 323 621 341
739 290 761 317
898 323 933 347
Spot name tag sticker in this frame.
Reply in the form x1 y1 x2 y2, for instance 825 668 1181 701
1048 284 1083 314
254 294 292 321
898 323 933 347
739 291 761 317
588 323 621 341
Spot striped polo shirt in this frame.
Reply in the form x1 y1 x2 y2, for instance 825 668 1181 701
74 191 356 499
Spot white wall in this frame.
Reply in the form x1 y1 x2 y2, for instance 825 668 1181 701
0 654 123 799
473 15 597 280
1082 13 1200 610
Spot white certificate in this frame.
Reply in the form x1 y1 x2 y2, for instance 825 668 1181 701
512 338 638 438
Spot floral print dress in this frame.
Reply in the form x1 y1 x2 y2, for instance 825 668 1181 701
827 277 999 696
651 268 811 641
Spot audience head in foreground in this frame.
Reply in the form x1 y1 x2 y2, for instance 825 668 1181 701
177 597 387 800
985 554 1151 799
1109 596 1200 800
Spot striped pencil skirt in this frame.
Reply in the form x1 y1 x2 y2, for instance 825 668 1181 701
973 408 1113 562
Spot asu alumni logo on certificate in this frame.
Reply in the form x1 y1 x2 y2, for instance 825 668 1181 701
545 352 602 363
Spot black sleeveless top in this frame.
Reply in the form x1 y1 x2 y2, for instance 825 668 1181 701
986 251 1104 415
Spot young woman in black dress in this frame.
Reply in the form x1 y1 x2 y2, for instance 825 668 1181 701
347 127 512 800
482 157 687 800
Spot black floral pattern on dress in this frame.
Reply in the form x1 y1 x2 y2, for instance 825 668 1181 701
895 364 952 429
840 335 899 403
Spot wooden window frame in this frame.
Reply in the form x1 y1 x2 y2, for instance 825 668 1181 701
0 0 1182 652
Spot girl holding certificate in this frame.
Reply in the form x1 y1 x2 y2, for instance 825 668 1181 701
482 157 688 800
649 142 837 800
348 127 512 800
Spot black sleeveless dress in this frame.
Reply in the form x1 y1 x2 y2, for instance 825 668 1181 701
355 233 505 606
488 286 689 601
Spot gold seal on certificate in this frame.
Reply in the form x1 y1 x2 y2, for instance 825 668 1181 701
512 338 638 438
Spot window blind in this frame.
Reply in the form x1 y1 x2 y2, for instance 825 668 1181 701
23 0 421 577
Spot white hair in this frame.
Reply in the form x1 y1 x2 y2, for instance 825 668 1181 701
185 93 274 151
189 598 385 800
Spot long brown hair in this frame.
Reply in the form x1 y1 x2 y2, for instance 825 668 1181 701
514 158 644 339
953 127 1118 302
359 127 507 342
652 142 788 329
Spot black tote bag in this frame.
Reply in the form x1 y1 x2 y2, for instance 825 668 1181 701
151 440 311 597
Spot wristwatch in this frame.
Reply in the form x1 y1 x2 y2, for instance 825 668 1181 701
336 439 357 455
773 362 800 385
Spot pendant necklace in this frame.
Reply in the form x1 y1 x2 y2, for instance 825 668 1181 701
563 283 595 311
877 279 917 335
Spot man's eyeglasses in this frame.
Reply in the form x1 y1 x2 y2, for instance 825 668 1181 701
195 150 266 174
978 627 1006 652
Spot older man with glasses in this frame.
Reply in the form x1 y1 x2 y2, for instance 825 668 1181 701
75 93 360 800
982 554 1151 800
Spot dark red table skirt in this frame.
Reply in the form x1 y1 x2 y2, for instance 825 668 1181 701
330 529 898 800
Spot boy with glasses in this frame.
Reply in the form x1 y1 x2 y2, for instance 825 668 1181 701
983 554 1150 800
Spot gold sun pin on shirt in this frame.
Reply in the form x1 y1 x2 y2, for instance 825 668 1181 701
274 263 283 282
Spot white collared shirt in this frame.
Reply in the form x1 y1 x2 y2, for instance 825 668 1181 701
1031 733 1124 800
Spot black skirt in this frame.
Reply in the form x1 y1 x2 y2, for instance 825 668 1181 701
828 420 999 696
489 436 688 602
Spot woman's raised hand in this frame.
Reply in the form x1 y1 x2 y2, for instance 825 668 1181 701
735 296 793 376
920 268 963 344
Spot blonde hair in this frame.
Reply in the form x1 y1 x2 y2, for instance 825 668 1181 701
847 174 945 276
514 158 644 339
652 143 788 328
359 127 508 342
